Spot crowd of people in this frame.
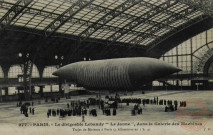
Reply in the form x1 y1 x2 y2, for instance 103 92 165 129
118 96 187 114
18 101 35 117
16 94 188 120
47 100 97 118
102 108 117 116
62 96 187 117
131 104 143 116
47 108 88 118
47 108 89 118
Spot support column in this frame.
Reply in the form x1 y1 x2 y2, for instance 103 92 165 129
176 46 180 89
2 64 9 80
0 88 2 102
39 86 44 97
176 80 179 88
21 54 34 100
163 81 166 89
50 84 53 93
1 65 9 100
37 65 44 80
190 38 193 74
31 86 35 94
5 87 8 96
59 80 63 94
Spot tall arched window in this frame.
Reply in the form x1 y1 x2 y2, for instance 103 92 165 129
159 28 213 86
42 66 58 78
32 64 39 78
0 66 4 78
160 28 213 74
8 64 39 78
8 65 23 78
208 62 213 73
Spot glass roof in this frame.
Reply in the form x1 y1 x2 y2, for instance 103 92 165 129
0 0 209 47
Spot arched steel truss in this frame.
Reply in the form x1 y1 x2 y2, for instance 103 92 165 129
0 0 212 47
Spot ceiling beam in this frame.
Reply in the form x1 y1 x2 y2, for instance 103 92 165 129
146 15 208 49
78 0 142 42
43 0 94 37
179 0 213 16
106 0 178 45
0 0 32 30
145 17 213 58
129 6 198 46
0 1 158 40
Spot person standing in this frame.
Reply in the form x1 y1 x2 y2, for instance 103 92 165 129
82 115 85 122
157 97 158 105
20 106 23 114
47 112 49 118
32 108 35 115
113 108 116 116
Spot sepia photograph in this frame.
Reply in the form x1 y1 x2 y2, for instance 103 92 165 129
0 0 212 134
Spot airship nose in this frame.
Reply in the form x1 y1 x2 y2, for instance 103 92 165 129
150 60 182 79
52 70 58 76
162 64 182 75
168 66 182 73
174 67 182 73
52 69 61 76
52 65 73 80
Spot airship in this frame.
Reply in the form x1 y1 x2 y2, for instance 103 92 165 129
53 57 181 90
